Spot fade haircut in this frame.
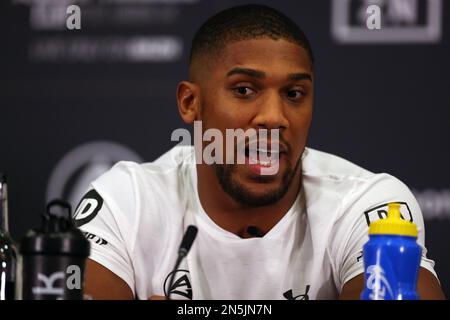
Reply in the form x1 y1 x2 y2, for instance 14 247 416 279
189 4 314 74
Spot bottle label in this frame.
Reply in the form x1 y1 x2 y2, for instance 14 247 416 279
365 264 395 300
362 237 421 300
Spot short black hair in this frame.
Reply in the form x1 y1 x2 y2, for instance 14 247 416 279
189 4 314 68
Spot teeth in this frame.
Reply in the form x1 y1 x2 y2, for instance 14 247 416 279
259 160 271 166
248 149 280 154
248 158 278 167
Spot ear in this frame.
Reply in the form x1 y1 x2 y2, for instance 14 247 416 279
176 81 200 124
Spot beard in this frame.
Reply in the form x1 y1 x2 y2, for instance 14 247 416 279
214 153 303 207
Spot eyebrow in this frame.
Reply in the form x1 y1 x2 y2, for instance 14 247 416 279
226 67 265 79
288 73 312 82
226 67 312 82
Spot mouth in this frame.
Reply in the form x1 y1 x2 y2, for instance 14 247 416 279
242 142 287 175
243 140 287 158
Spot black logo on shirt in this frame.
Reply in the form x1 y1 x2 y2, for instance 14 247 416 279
83 232 108 246
356 251 363 262
163 270 192 300
283 285 310 300
363 202 413 227
73 189 103 227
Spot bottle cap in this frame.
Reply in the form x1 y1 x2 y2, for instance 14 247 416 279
0 173 6 183
19 200 90 256
368 203 418 237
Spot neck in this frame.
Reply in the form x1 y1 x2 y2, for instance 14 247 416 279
197 164 301 238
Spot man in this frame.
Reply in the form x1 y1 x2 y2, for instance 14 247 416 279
75 4 445 300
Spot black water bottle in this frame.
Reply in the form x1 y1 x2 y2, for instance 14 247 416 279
19 200 90 300
0 174 17 300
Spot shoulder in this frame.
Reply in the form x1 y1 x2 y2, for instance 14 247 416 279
302 147 374 181
302 147 412 196
302 147 419 227
92 145 194 196
90 146 195 223
303 149 428 289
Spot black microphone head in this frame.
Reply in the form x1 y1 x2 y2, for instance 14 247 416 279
179 225 198 256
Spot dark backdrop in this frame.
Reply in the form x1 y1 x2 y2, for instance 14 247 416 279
1 0 449 297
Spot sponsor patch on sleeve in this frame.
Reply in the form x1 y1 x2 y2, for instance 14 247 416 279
363 202 413 227
83 231 108 246
73 189 104 227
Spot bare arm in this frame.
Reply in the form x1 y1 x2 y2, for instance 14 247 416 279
83 259 134 300
339 267 446 300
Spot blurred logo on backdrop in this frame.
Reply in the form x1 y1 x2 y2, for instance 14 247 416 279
13 0 206 63
413 189 450 221
331 0 442 43
46 141 142 214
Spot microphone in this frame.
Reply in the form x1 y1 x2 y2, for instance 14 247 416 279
178 225 198 257
247 226 264 238
166 225 198 300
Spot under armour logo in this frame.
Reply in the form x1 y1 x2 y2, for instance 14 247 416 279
283 285 310 300
163 269 192 300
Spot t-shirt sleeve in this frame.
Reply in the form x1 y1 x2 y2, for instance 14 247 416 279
73 161 140 296
329 173 438 293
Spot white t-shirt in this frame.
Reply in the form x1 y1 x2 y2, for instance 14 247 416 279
74 146 437 300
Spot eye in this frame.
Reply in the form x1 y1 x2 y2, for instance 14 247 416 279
233 86 256 98
286 89 305 100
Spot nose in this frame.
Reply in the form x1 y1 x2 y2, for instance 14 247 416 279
252 91 289 131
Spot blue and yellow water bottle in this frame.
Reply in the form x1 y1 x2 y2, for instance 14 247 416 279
361 203 421 300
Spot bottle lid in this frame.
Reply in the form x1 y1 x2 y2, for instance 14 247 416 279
0 173 6 183
19 200 90 256
368 203 418 237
